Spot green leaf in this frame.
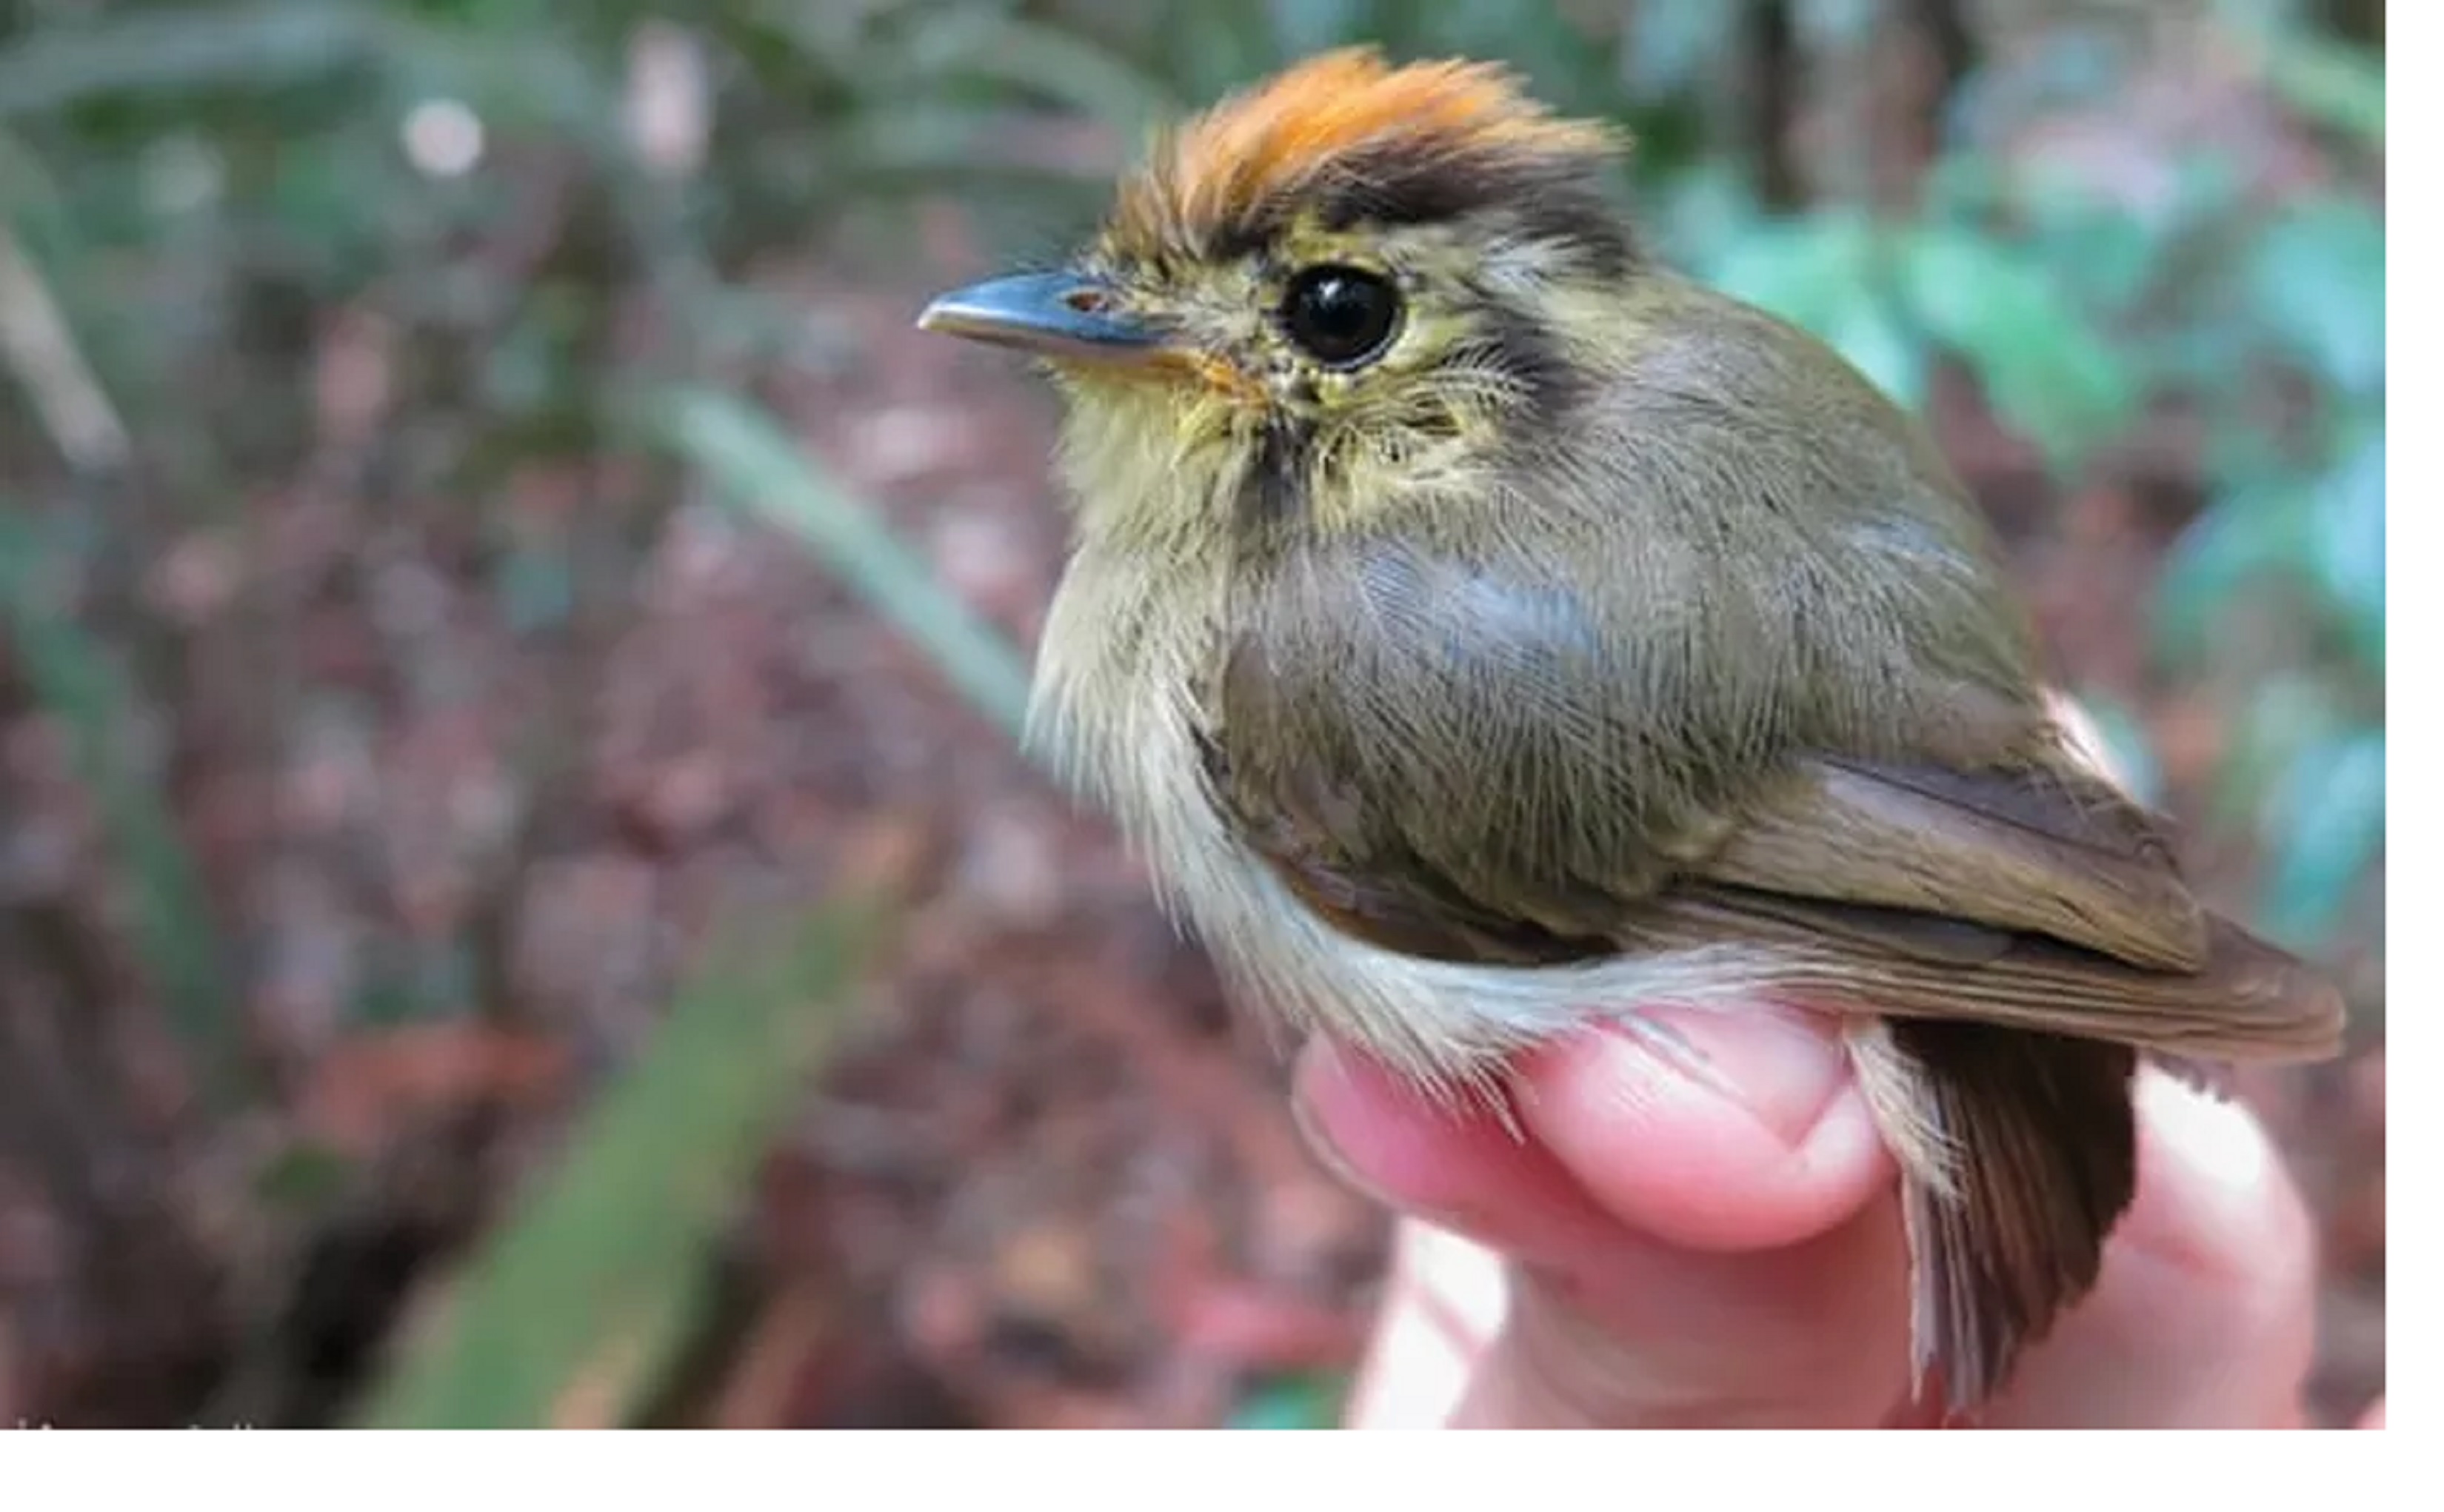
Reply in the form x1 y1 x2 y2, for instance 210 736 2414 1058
1646 163 1769 272
1226 1372 1347 1429
1706 210 1872 335
354 900 892 1428
1706 213 1925 407
1899 224 2136 470
2257 30 2385 146
2210 672 2348 832
2245 196 2385 400
2154 484 2312 669
2257 728 2384 949
2313 428 2384 671
1822 289 1928 411
641 386 1035 743
2007 173 2177 317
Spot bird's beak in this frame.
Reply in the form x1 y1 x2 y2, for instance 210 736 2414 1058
916 270 1161 364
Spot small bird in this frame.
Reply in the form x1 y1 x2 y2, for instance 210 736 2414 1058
917 49 2344 1413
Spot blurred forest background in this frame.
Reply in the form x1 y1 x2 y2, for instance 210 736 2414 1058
0 0 2383 1428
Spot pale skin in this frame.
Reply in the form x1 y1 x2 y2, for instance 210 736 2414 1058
1298 1023 2340 1428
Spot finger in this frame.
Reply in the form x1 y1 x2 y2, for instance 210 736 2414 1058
1514 1006 1892 1252
1340 1221 1511 1428
1981 1066 2318 1428
1296 1007 1912 1426
1292 1040 1626 1267
1445 1221 1909 1428
1293 1006 1891 1265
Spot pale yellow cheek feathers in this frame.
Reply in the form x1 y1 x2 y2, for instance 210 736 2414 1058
1052 370 1518 549
1048 374 1252 554
1049 240 1626 549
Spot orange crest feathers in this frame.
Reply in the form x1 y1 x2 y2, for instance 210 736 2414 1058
1108 48 1626 259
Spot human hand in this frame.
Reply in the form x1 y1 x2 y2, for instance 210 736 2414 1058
1293 1018 2340 1428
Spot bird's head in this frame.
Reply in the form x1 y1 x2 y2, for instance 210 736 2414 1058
918 49 1640 549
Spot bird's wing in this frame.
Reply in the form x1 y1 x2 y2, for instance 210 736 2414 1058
1206 535 2343 1411
1206 540 2339 1058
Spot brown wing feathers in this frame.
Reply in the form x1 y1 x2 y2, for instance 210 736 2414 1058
1710 757 2210 973
1210 723 2343 1061
1655 885 2340 1057
1208 641 2342 1410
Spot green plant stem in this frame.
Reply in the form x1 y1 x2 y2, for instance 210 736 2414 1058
352 896 894 1429
646 384 1036 743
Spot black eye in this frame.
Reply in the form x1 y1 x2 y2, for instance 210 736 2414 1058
1278 264 1402 367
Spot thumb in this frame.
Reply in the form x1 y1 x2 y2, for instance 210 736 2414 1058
1297 1007 1913 1428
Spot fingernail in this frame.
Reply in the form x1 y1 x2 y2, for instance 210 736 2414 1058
1626 1006 1849 1146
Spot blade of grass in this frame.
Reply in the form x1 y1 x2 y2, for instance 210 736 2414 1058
352 894 894 1429
0 512 239 1105
0 224 130 473
644 384 1034 743
904 11 1181 141
0 0 378 118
